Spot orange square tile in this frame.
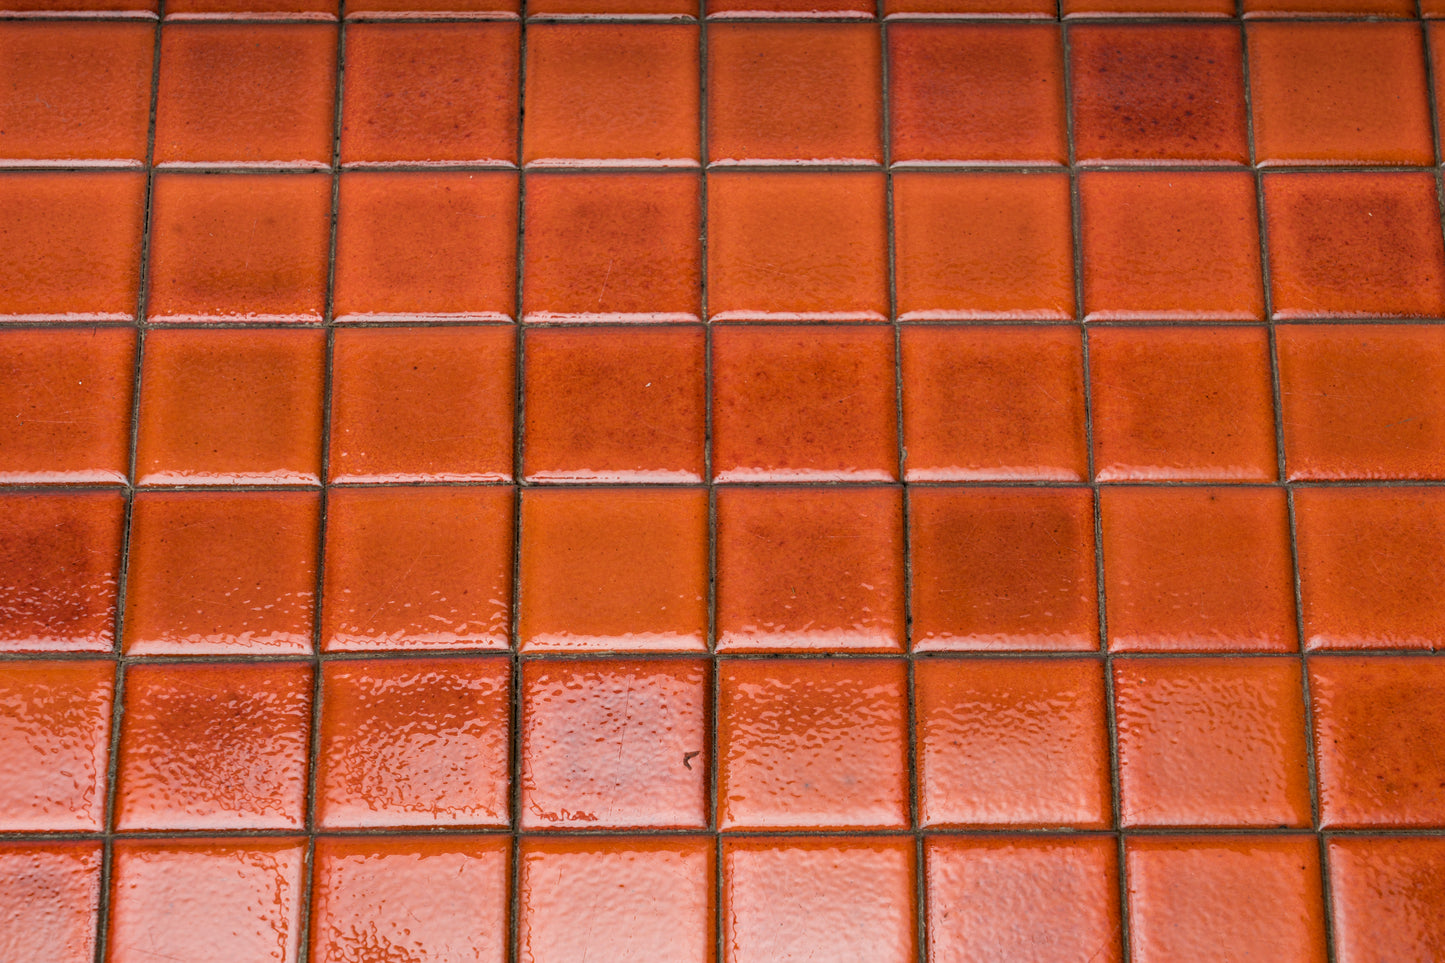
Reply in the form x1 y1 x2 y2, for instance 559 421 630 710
1125 837 1327 963
520 838 714 963
707 25 880 165
1090 327 1277 482
909 487 1098 652
154 24 336 167
345 0 517 14
0 491 124 653
321 486 512 652
0 661 113 831
341 24 517 165
532 0 695 14
1064 0 1233 13
518 487 707 652
1310 655 1445 828
1244 0 1415 22
1100 487 1296 653
0 328 134 484
164 0 338 16
712 325 897 481
108 839 305 963
521 659 707 829
1263 173 1445 320
884 0 1054 15
887 24 1066 167
329 327 514 483
916 658 1110 828
0 172 146 323
115 661 311 831
523 326 705 482
523 24 698 167
312 836 509 963
147 173 331 324
1427 0 1445 14
715 486 904 652
134 328 325 486
522 172 701 323
1328 836 1445 963
0 23 153 166
1070 24 1248 165
316 657 509 828
893 173 1074 321
926 837 1121 963
718 658 908 829
0 842 100 963
1080 171 1263 321
723 838 915 963
123 491 318 655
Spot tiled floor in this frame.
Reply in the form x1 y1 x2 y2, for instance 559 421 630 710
3 4 1445 963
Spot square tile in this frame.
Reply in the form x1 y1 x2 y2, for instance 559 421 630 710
887 24 1066 166
345 0 518 15
522 172 701 323
518 487 708 652
532 0 695 14
0 842 100 963
1063 0 1233 13
134 328 326 486
122 491 319 655
1080 171 1263 321
718 658 908 829
715 486 904 652
916 658 1110 828
520 659 708 829
0 661 113 831
909 487 1098 652
316 657 509 828
711 325 897 481
707 24 881 166
1090 326 1277 482
0 0 157 11
523 24 699 167
708 0 874 14
523 326 705 482
164 0 338 16
312 836 509 963
321 486 512 652
115 661 311 831
1244 0 1413 12
329 326 515 483
1328 836 1445 963
884 0 1054 15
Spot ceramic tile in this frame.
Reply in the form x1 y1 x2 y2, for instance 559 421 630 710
708 0 874 15
0 661 113 831
316 657 510 828
1063 0 1233 13
345 0 517 15
1243 0 1417 24
1426 0 1445 14
1328 836 1445 963
164 0 338 17
531 0 695 15
0 0 156 13
884 0 1054 16
0 842 100 963
717 658 908 829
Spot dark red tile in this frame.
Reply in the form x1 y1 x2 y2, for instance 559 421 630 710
708 0 874 15
532 0 694 14
0 842 100 963
0 661 113 831
345 0 517 15
1328 836 1445 963
884 0 1053 15
1064 0 1233 13
164 0 338 17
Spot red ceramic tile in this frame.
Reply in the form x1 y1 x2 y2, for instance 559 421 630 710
916 659 1110 828
707 25 880 166
345 0 517 15
0 24 153 166
134 328 326 486
884 0 1054 16
0 661 113 831
165 0 337 17
312 836 509 963
1244 0 1415 22
1064 0 1233 13
531 0 694 14
154 25 336 167
712 325 897 481
1070 24 1248 166
0 491 124 653
1263 173 1445 320
718 658 908 829
329 327 515 483
925 837 1122 963
523 326 706 482
1080 171 1263 321
715 486 904 652
518 487 708 652
1090 326 1277 482
0 843 100 963
316 657 509 828
521 659 707 829
0 172 146 322
321 486 512 652
723 838 916 963
520 838 714 963
708 0 873 15
0 0 156 15
522 172 701 323
909 487 1098 652
341 24 517 166
0 328 134 485
108 839 305 963
1427 0 1445 14
1126 837 1327 963
122 491 319 656
1309 656 1445 828
147 173 331 324
523 24 699 168
1328 836 1445 963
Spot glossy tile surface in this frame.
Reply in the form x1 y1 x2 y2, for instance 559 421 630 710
1328 836 1445 963
0 661 113 831
0 842 100 963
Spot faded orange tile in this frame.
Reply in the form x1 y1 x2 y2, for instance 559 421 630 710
0 661 113 831
1328 836 1445 963
0 842 100 963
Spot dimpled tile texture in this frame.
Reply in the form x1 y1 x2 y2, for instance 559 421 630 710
5 7 1445 963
